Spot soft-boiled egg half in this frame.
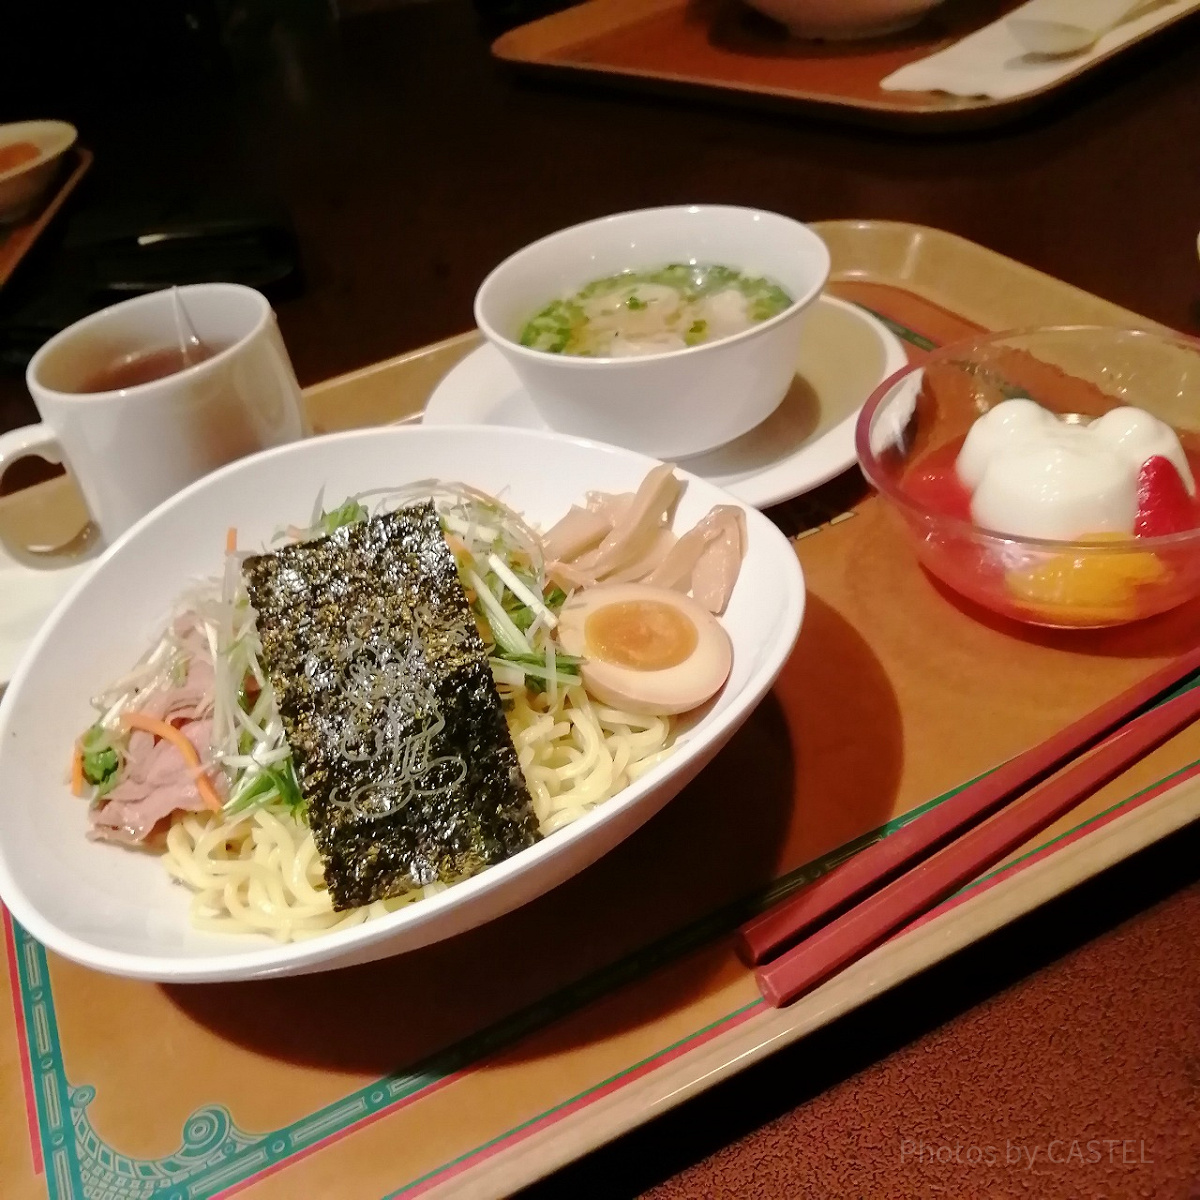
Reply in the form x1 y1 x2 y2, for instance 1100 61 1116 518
557 583 732 715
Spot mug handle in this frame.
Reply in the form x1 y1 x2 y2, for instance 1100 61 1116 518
0 422 63 474
0 423 98 568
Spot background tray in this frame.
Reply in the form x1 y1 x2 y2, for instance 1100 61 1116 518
491 0 1200 131
1 222 1198 1200
0 147 92 292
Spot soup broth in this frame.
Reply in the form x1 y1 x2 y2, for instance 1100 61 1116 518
0 141 40 174
519 263 793 358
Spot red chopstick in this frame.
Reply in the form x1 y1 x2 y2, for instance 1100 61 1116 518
756 680 1200 1008
738 646 1200 968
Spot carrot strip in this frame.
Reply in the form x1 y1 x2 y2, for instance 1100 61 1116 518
119 711 223 812
70 744 85 797
225 527 237 554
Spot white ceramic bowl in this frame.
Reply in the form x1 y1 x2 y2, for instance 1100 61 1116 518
0 121 77 225
474 206 831 459
0 426 805 982
741 0 946 39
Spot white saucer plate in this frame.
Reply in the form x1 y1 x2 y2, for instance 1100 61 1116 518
422 294 908 510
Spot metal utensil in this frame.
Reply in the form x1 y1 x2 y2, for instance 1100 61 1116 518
1009 0 1148 56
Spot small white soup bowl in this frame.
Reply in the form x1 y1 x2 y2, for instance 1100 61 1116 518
0 120 78 224
474 205 831 459
741 0 946 39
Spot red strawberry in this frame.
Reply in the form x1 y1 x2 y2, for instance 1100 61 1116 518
1134 455 1197 537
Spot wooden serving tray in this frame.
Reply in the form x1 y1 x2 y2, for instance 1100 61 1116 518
1 222 1198 1200
491 0 1200 131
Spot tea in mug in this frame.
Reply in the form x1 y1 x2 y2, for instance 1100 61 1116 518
77 343 229 393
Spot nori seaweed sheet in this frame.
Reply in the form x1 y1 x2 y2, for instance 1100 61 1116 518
242 502 540 910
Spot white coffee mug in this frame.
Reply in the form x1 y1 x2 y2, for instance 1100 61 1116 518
0 283 309 548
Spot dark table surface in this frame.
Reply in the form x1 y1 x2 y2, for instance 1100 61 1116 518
3 1 1200 1196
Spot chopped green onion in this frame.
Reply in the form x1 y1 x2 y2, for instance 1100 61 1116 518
441 510 501 545
225 757 304 817
466 568 532 657
80 724 121 795
486 552 557 629
490 661 526 688
488 658 581 689
494 650 583 671
317 498 368 537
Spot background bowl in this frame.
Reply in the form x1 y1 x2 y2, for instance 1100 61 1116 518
740 0 946 39
0 425 805 982
474 205 831 459
0 120 77 224
855 326 1200 629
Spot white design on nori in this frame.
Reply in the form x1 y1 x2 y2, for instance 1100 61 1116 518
244 502 539 909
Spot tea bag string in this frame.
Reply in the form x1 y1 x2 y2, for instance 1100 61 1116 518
171 287 206 366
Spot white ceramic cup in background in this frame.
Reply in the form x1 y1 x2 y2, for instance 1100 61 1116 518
0 283 309 550
474 206 831 460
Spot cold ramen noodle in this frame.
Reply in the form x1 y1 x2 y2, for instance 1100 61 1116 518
71 467 745 941
518 263 793 358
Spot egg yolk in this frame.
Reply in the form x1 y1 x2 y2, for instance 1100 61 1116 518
584 600 698 671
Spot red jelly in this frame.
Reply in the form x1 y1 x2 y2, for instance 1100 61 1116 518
902 458 973 523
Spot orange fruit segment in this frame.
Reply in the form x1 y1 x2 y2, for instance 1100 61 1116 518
1005 532 1167 623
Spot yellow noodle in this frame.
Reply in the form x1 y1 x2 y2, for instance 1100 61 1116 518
162 688 672 940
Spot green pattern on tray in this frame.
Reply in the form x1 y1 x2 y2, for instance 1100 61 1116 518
11 750 1196 1200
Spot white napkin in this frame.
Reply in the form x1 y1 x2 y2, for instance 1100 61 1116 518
880 0 1200 100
